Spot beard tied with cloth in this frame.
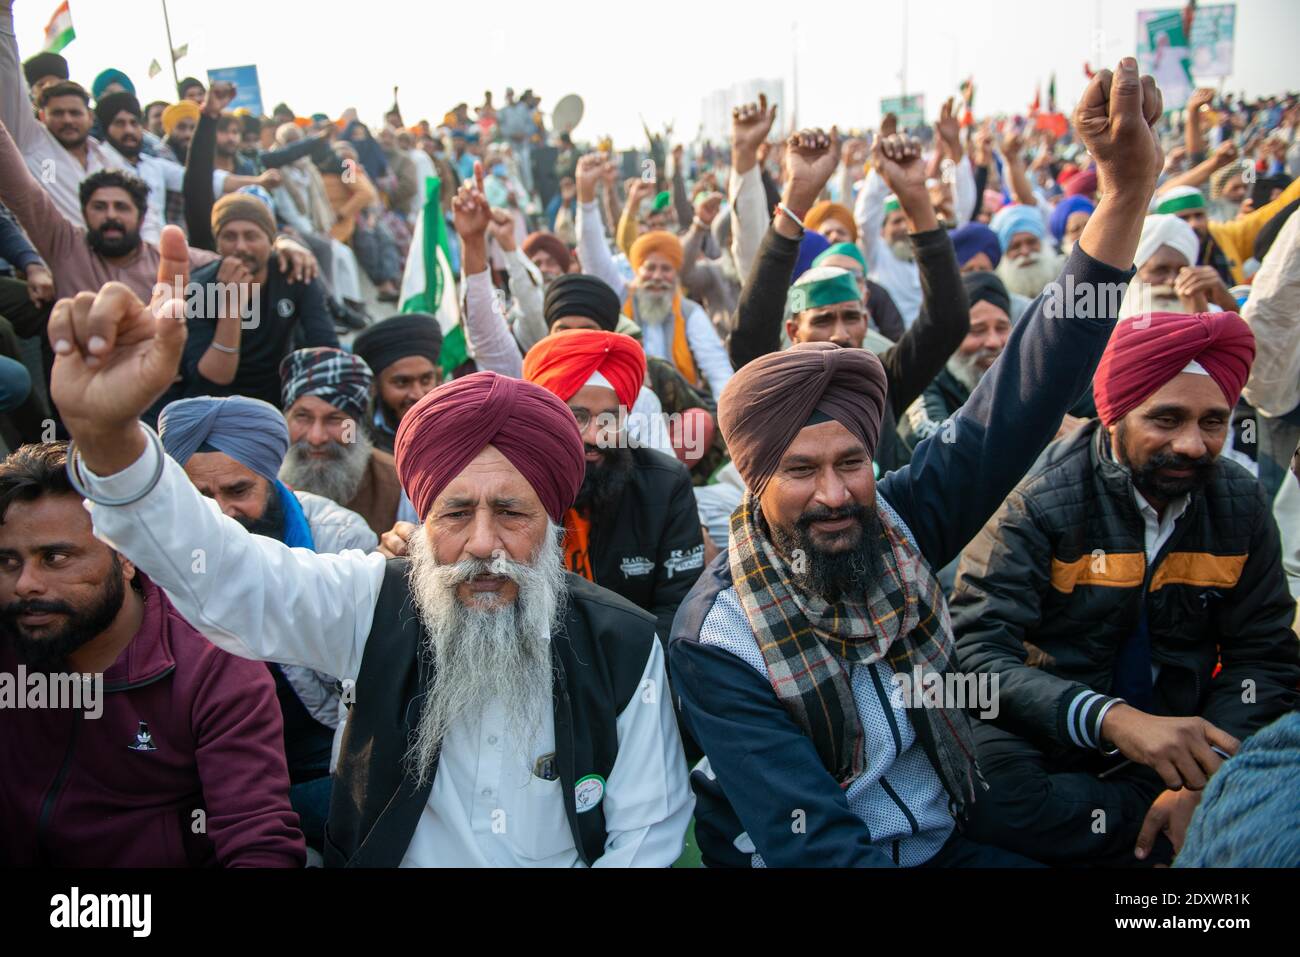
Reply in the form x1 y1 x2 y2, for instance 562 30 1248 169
393 372 586 775
522 329 646 580
1118 214 1203 319
716 342 981 804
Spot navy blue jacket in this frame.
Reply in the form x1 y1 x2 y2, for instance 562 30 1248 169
669 246 1133 867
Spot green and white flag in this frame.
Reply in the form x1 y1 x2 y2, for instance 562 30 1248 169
42 1 75 54
400 176 466 374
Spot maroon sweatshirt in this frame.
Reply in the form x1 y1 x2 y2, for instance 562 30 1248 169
0 575 305 867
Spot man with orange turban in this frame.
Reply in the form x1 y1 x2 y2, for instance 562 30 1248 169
804 200 858 244
47 240 695 867
523 330 704 640
952 310 1299 866
573 154 734 399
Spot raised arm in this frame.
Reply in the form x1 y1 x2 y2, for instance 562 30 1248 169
0 116 77 263
0 1 51 154
880 58 1164 568
454 167 524 377
1184 88 1216 164
869 132 968 413
728 126 841 370
729 96 778 281
46 226 383 678
575 152 628 299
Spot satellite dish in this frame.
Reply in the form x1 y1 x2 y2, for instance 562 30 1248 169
552 94 584 134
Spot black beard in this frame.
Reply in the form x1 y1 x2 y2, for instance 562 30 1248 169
768 503 886 604
86 220 141 258
572 445 632 524
1115 423 1217 501
110 135 141 160
233 483 286 539
0 555 127 671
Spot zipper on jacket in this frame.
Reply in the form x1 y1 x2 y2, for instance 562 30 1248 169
36 708 85 860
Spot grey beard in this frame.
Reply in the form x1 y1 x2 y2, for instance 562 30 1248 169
635 288 675 326
404 523 566 788
997 250 1062 299
947 347 999 393
889 239 915 263
279 431 372 506
1119 282 1184 320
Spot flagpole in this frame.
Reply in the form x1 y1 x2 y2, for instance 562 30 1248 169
161 0 180 89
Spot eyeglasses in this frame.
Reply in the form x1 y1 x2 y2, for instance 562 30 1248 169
568 407 622 429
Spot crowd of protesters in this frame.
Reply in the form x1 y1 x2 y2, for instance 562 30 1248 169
1 0 1299 869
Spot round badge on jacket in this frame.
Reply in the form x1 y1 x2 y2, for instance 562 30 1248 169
574 774 605 813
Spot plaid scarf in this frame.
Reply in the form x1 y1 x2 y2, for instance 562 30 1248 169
728 494 981 811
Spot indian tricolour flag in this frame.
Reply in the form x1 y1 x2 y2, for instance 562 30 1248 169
400 176 466 374
43 1 75 54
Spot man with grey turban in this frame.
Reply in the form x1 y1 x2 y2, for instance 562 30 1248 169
669 56 1171 867
158 394 377 853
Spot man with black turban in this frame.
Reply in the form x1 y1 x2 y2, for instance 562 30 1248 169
351 313 443 454
46 237 694 867
669 60 1172 867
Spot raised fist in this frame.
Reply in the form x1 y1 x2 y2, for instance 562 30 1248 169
732 93 778 158
1072 57 1164 201
781 127 841 215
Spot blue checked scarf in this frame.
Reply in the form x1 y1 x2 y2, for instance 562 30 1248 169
727 493 981 811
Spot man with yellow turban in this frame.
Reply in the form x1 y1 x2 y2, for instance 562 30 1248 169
573 154 734 399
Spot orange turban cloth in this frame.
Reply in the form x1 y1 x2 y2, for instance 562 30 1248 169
394 371 585 523
630 230 684 272
523 330 646 410
805 201 858 242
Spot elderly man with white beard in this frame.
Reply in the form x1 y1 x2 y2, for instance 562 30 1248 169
989 204 1063 302
278 347 419 537
44 227 694 867
1118 214 1240 320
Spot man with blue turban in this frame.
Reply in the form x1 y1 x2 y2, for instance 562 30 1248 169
157 393 377 852
990 203 1061 301
1049 195 1096 254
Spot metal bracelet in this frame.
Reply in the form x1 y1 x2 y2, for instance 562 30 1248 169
208 340 240 355
775 202 806 231
65 425 167 507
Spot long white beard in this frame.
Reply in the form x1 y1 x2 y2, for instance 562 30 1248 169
889 239 915 263
1118 282 1185 320
997 250 1062 299
280 432 373 506
635 287 675 327
405 523 566 787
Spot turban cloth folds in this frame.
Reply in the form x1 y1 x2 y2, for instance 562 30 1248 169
523 330 646 409
394 371 585 523
1092 311 1256 427
718 342 888 498
158 395 289 483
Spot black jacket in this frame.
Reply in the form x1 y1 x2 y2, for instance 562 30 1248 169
727 224 969 474
323 561 657 867
587 445 705 641
897 367 969 455
950 421 1300 750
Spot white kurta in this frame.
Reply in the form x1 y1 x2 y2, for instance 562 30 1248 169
81 434 694 867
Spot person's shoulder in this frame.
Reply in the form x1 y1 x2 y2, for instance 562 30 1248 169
630 444 690 479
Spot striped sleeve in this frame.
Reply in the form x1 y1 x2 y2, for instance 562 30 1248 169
1063 689 1124 752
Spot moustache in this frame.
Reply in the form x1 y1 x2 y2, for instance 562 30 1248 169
2 598 74 618
99 219 127 233
797 502 868 531
1147 450 1215 473
436 552 529 586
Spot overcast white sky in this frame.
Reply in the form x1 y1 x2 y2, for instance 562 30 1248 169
12 0 1299 145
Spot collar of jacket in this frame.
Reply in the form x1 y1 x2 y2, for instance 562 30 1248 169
100 575 179 692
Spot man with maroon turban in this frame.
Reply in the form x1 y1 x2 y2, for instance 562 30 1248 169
669 61 1179 868
522 329 704 642
43 227 694 867
952 310 1299 866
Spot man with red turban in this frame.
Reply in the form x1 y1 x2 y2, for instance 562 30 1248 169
573 154 734 399
523 329 704 642
45 231 694 868
952 310 1299 866
669 62 1196 868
